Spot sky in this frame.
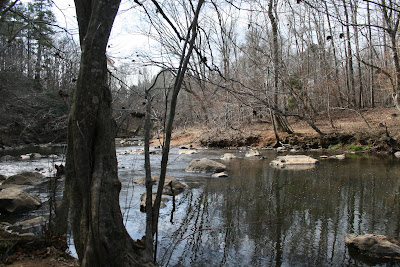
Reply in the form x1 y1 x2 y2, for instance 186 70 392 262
48 0 160 83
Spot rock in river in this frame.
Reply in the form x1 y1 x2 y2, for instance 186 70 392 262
134 175 188 196
345 234 400 260
212 171 228 178
221 153 236 160
2 172 44 186
185 158 227 173
270 155 319 170
0 188 42 213
140 193 169 212
245 149 260 157
178 149 198 155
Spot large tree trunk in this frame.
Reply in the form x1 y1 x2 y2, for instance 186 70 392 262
268 0 292 135
64 0 153 265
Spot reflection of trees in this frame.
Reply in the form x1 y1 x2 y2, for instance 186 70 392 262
159 157 400 266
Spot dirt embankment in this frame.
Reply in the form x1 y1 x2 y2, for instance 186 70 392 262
161 107 400 153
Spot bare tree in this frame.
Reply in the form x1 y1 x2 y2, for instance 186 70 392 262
61 0 153 265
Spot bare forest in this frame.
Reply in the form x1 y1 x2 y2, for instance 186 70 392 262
2 0 400 266
1 0 400 147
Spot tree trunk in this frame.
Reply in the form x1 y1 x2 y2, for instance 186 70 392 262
367 1 375 108
343 0 356 107
350 0 363 108
34 42 42 89
268 0 292 134
64 0 153 265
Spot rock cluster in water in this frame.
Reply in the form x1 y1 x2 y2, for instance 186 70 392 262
345 234 400 260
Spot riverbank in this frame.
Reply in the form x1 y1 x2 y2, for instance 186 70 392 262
155 107 400 154
0 228 78 266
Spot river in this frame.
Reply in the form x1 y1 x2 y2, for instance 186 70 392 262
1 145 400 266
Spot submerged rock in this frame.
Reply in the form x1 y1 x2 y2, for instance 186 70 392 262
0 188 41 213
19 216 46 227
221 153 236 160
212 171 228 178
178 149 198 155
270 155 319 170
245 149 260 157
19 154 30 160
162 179 188 196
345 234 400 260
329 154 346 160
134 175 188 196
0 155 13 161
2 172 44 185
394 151 400 158
276 147 287 153
185 158 227 173
140 193 169 212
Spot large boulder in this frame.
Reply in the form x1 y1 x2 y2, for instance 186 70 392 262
0 188 42 213
185 158 227 173
345 234 400 260
140 193 169 212
270 155 319 170
134 175 188 196
2 172 44 185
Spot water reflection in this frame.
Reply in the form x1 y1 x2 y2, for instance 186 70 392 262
126 154 400 266
1 146 399 266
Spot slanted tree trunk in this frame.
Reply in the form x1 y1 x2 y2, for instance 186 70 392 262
62 0 153 265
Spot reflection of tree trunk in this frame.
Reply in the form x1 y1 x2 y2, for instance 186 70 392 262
273 170 283 267
63 0 153 265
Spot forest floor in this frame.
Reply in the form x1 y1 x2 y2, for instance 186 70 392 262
157 107 400 153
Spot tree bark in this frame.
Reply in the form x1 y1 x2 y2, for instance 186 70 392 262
343 0 356 107
64 0 153 265
268 0 292 134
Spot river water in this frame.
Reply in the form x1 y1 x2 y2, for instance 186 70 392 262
1 145 400 266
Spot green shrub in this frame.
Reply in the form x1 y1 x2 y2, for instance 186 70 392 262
328 144 341 150
346 145 365 151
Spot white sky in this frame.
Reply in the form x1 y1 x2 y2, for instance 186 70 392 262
53 0 152 61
